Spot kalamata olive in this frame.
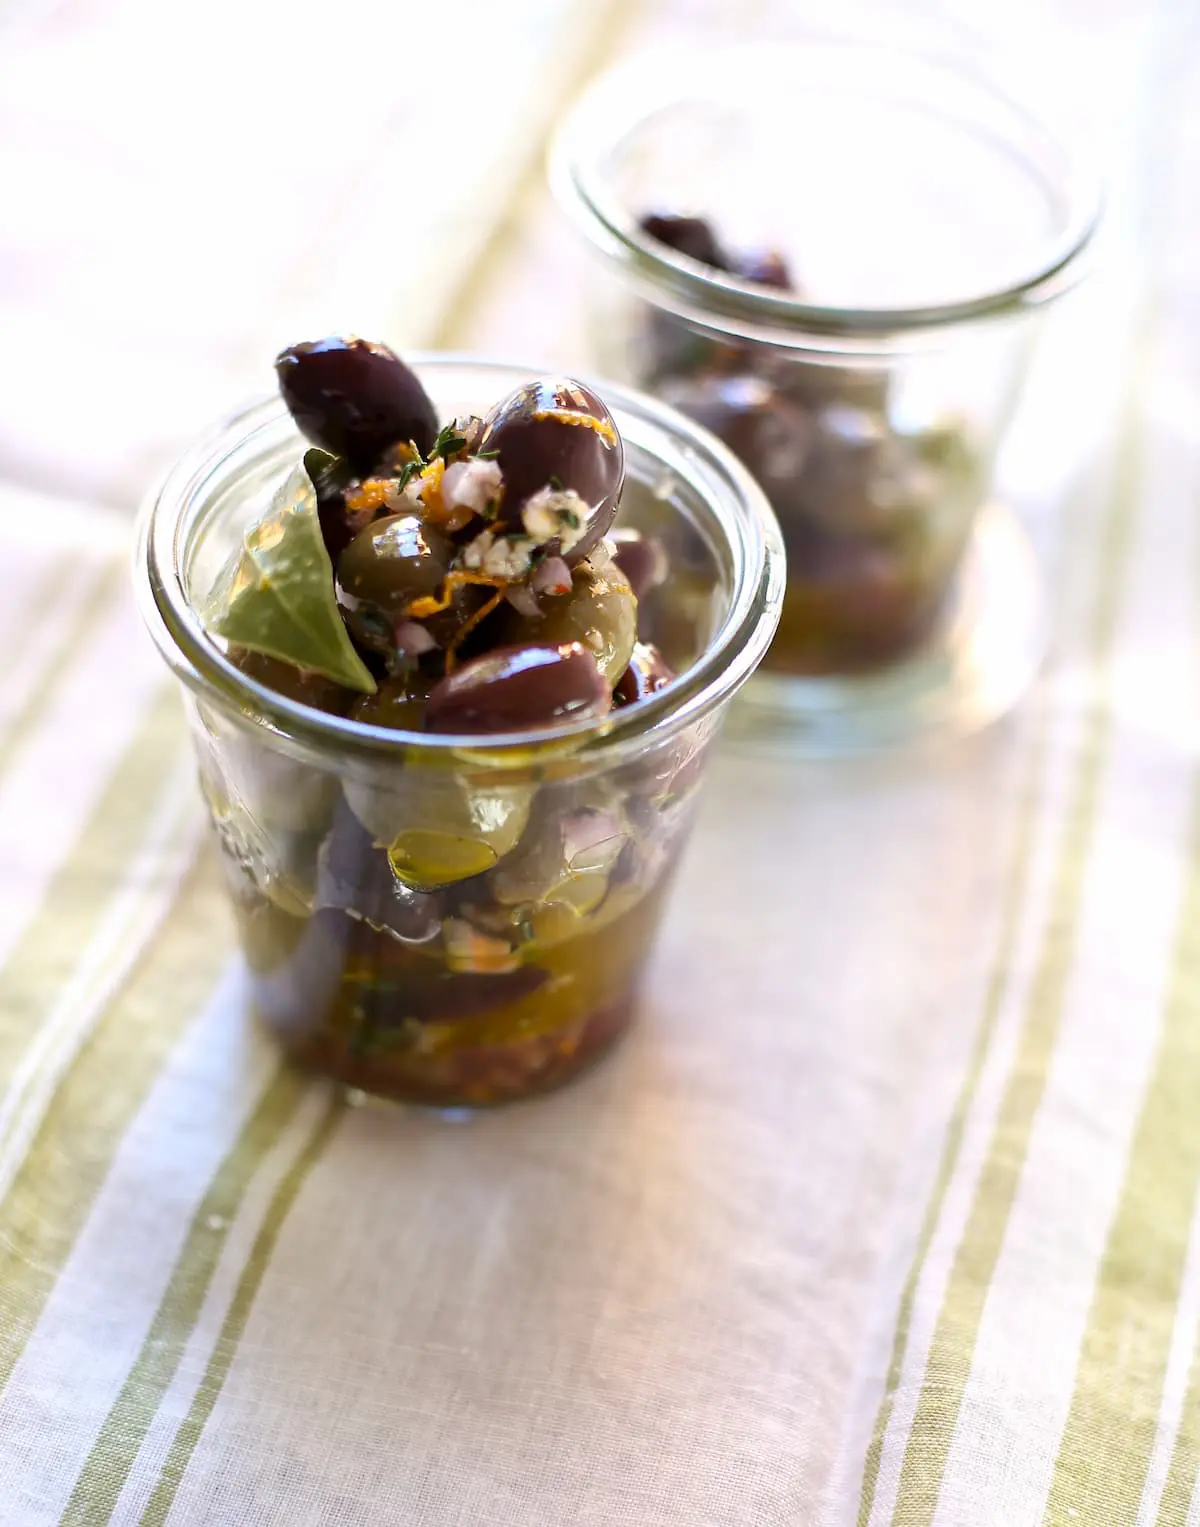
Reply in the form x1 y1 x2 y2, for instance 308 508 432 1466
609 528 668 601
772 359 891 415
732 247 794 290
788 405 903 536
659 373 811 516
639 212 730 271
613 642 675 707
425 642 610 735
301 447 363 563
276 337 438 467
227 646 354 716
477 378 624 562
337 515 453 654
770 520 940 672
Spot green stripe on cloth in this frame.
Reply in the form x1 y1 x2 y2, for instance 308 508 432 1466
0 685 186 1095
1043 777 1200 1525
137 1094 345 1527
58 1068 331 1525
0 844 225 1397
0 563 121 782
855 701 1050 1526
886 373 1145 1527
1157 1311 1200 1522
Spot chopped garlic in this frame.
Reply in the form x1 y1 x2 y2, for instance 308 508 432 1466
442 457 503 518
460 529 534 580
521 487 590 552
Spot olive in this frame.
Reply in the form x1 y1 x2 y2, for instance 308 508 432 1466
771 359 891 416
275 337 438 467
299 448 361 563
788 405 901 536
336 515 453 654
769 521 940 671
498 556 636 688
349 670 433 733
343 767 533 890
477 378 624 562
488 802 628 916
425 642 610 735
613 642 675 708
732 247 794 291
659 372 811 517
316 799 443 944
609 528 668 601
638 212 730 271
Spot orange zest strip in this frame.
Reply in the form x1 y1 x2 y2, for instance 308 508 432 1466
407 570 510 620
445 590 504 672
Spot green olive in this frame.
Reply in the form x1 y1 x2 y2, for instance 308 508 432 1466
499 557 637 686
342 766 533 891
336 514 453 645
349 671 432 733
489 802 628 915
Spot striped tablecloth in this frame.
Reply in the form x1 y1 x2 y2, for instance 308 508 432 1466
3 2 1200 1523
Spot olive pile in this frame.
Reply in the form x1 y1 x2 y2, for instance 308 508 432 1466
267 336 674 728
637 213 985 674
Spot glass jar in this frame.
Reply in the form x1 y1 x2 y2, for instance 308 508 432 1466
136 359 782 1107
551 40 1100 750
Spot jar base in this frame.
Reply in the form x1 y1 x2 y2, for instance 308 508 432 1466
258 990 638 1110
728 501 1045 756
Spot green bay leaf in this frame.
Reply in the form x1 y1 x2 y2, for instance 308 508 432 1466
202 462 376 694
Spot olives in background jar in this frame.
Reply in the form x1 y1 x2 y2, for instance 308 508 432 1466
276 337 438 467
639 212 730 270
659 374 812 516
478 378 624 561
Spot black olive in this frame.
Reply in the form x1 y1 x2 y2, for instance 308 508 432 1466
613 642 675 708
276 337 438 467
424 642 610 734
731 248 794 290
477 377 624 561
639 213 730 271
658 373 812 515
609 528 668 600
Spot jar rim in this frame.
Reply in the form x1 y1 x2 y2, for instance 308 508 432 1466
135 354 784 768
550 39 1103 342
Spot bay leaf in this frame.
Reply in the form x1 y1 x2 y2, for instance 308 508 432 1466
202 461 377 694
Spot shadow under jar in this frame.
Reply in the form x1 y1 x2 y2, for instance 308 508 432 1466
552 40 1100 747
136 360 782 1108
